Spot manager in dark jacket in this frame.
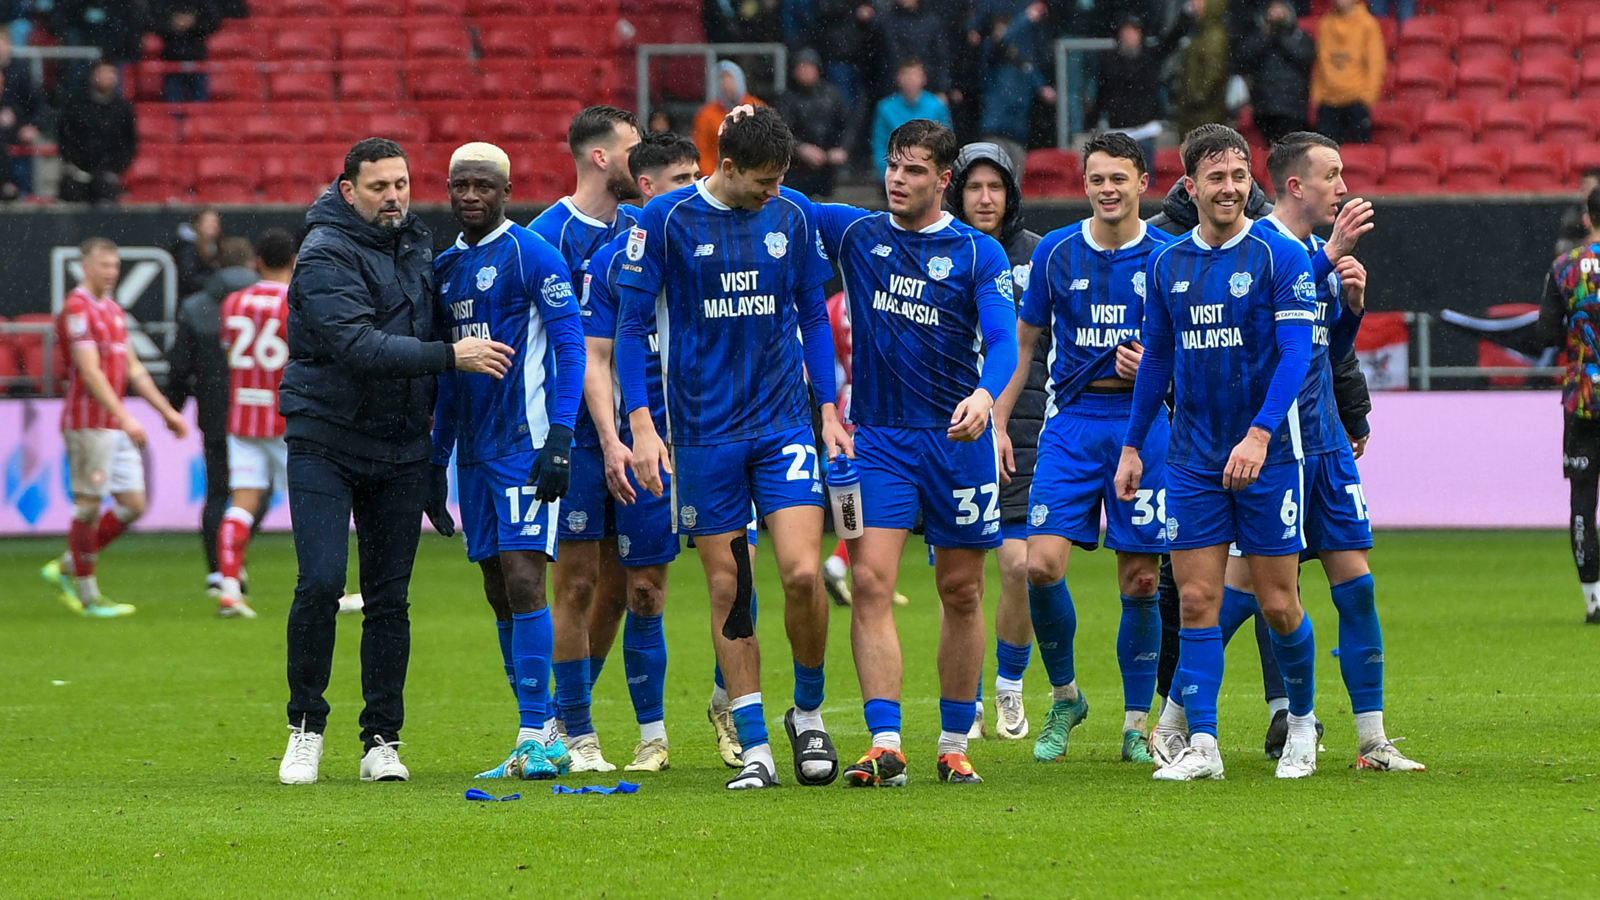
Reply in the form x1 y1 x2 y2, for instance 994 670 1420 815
276 138 512 786
945 141 1042 738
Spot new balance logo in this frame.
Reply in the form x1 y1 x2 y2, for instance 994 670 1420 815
627 675 649 685
1134 652 1159 661
1284 676 1304 685
1282 526 1297 539
1366 653 1385 664
695 244 715 257
520 523 542 536
807 737 824 751
1173 281 1190 293
1069 278 1089 290
1181 685 1198 696
871 244 892 257
518 677 541 688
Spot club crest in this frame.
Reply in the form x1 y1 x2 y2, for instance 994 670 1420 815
765 232 788 259
1012 263 1031 292
680 506 698 529
1229 272 1253 298
566 510 588 533
927 256 953 281
1133 271 1146 298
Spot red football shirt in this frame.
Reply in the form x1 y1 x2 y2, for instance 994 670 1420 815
220 280 290 438
57 286 129 432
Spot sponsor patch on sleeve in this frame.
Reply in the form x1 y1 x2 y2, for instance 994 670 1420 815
626 227 647 262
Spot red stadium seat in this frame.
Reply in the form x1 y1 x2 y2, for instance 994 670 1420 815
124 154 192 203
1429 0 1488 13
1491 0 1551 17
1478 101 1541 144
208 28 270 61
1454 56 1514 102
1444 145 1508 191
1022 150 1083 199
410 0 466 12
186 114 246 143
1457 14 1518 62
1566 0 1600 15
280 0 343 12
1582 14 1600 58
269 70 335 101
347 0 406 13
534 61 601 102
497 112 556 143
1416 101 1480 144
407 27 471 60
1336 144 1385 194
1370 101 1421 145
1154 147 1184 188
262 156 328 204
197 155 262 202
409 64 477 100
466 0 537 13
11 312 64 385
1392 58 1453 103
339 70 402 101
546 19 611 57
1520 14 1578 61
207 67 265 102
1506 144 1569 191
1396 16 1457 59
136 112 179 144
242 114 300 144
1383 144 1446 192
1519 56 1577 101
366 113 430 144
430 112 469 143
481 62 537 99
0 325 20 393
479 25 541 59
342 29 406 60
1580 57 1600 99
275 28 337 61
1541 101 1600 142
1568 144 1600 185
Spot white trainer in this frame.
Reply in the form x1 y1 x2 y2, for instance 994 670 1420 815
995 691 1029 740
567 732 616 772
337 593 364 614
623 738 670 772
359 738 410 782
279 725 323 785
1276 734 1318 779
1150 727 1189 768
967 703 987 740
708 702 742 768
1153 744 1225 781
1357 739 1425 772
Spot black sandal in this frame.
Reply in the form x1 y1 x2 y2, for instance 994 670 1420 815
726 759 778 790
785 707 839 786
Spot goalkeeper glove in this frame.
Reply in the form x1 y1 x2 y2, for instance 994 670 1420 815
425 464 455 537
528 424 574 502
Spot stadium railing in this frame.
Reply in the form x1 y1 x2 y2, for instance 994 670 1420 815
1407 311 1561 390
634 42 787 123
1053 38 1116 149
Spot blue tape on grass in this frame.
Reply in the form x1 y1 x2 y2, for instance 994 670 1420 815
551 782 641 795
465 789 522 802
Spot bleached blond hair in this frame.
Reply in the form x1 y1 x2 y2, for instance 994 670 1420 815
449 142 511 179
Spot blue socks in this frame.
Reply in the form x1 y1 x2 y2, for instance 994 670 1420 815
731 694 768 749
1219 586 1261 643
510 609 552 731
939 697 976 735
1116 594 1161 712
552 658 594 737
793 661 825 712
1267 612 1317 717
1330 574 1384 714
495 619 516 695
588 655 607 689
863 698 901 735
622 612 667 725
995 639 1031 682
1176 626 1224 737
1028 579 1077 687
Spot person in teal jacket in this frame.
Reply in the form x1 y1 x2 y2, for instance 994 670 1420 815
871 57 951 176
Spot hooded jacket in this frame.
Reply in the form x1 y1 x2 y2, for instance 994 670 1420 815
278 182 450 463
693 61 767 176
946 142 1045 523
164 265 260 437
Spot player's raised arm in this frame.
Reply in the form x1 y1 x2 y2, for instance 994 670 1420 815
949 235 1018 442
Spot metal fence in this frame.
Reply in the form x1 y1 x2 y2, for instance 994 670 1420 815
635 42 788 124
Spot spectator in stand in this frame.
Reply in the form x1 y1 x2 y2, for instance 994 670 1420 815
1171 0 1229 137
871 57 950 176
0 69 25 201
1368 0 1413 24
647 110 674 134
1088 14 1189 169
1556 169 1600 258
52 1 146 64
883 0 950 99
57 60 136 204
173 208 223 296
1311 0 1383 145
977 3 1055 184
217 0 248 16
0 40 40 197
777 48 852 197
817 0 883 116
1238 0 1315 145
692 60 766 176
154 1 221 103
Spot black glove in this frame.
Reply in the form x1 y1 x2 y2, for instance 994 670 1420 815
424 464 455 537
528 424 574 503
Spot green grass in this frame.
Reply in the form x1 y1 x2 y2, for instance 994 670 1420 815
0 530 1595 899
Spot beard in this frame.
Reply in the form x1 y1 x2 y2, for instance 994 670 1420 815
606 166 643 202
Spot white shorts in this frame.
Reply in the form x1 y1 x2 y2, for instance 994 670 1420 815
64 428 145 498
228 434 289 492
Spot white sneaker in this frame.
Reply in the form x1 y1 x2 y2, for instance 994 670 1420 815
1276 733 1318 779
995 691 1029 739
623 738 670 772
967 703 987 740
279 725 323 785
1357 739 1426 772
708 701 742 768
337 593 364 614
359 738 410 782
1153 744 1225 781
1150 727 1189 768
567 732 616 772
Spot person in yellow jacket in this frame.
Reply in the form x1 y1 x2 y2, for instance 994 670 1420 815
1312 0 1386 145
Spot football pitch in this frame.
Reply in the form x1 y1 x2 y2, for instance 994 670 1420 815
0 530 1593 899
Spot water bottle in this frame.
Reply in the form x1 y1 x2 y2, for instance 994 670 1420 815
827 454 864 540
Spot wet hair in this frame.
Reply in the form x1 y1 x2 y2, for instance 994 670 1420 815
629 130 700 179
1267 131 1340 195
343 137 407 183
568 105 639 156
1181 124 1250 177
1080 131 1147 176
887 119 958 171
79 237 116 259
716 105 794 172
255 229 297 270
218 237 255 269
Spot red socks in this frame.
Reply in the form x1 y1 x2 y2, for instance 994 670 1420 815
217 513 253 581
69 517 98 577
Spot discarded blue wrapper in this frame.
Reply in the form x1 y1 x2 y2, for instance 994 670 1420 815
465 789 522 802
551 782 641 795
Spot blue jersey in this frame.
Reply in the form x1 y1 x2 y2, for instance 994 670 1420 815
1139 219 1317 471
431 220 582 466
529 198 640 448
815 207 1016 428
615 181 833 446
584 233 666 442
1256 215 1349 456
1021 219 1172 416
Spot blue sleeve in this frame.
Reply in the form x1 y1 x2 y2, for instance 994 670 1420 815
616 283 653 415
973 236 1019 399
1252 245 1318 432
528 244 586 430
584 248 618 340
1310 246 1334 284
812 201 872 260
1124 253 1173 450
795 193 834 292
797 280 838 408
1018 234 1059 328
430 372 457 466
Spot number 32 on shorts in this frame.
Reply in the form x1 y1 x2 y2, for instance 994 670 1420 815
952 484 1000 525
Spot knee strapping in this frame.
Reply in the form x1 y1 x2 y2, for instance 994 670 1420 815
72 500 100 523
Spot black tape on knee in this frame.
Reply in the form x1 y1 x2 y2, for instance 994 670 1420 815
722 535 756 641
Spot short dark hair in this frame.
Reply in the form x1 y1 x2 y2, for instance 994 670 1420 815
887 119 958 171
568 105 639 156
1081 131 1147 176
717 105 794 172
629 130 700 179
218 237 255 269
343 137 407 183
1582 167 1600 182
79 237 116 259
1267 131 1340 195
898 55 925 72
256 229 298 270
1181 124 1251 177
1586 186 1600 224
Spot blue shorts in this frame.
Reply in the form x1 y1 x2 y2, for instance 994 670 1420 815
1301 447 1373 553
558 445 614 541
1164 460 1304 557
458 450 560 564
1027 393 1169 554
671 425 823 536
615 468 681 567
855 424 1002 550
1000 520 1028 542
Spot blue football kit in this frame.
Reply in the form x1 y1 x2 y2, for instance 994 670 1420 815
814 205 1018 549
1020 219 1172 554
614 181 836 537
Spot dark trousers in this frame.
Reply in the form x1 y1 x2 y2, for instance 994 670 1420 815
1154 557 1286 703
200 428 270 575
1255 113 1310 147
1316 103 1372 145
1565 415 1600 583
163 72 209 103
285 439 429 747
